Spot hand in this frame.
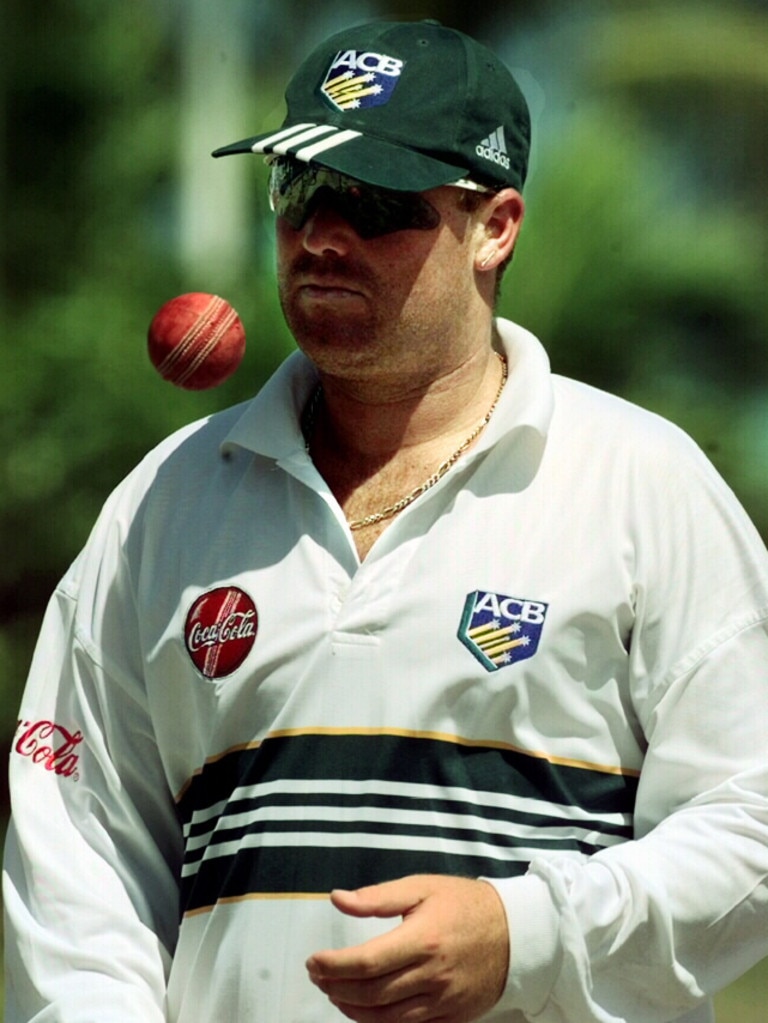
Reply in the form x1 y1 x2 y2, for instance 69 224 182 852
306 874 509 1022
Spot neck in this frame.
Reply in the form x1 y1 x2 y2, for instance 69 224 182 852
304 342 506 558
308 342 504 467
303 337 507 558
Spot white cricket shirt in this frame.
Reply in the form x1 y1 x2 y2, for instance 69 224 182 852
4 320 768 1023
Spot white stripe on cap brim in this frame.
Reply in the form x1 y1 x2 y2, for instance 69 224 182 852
255 124 332 151
248 123 317 150
295 129 363 161
251 123 363 162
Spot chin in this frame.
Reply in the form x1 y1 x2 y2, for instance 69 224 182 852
286 307 375 356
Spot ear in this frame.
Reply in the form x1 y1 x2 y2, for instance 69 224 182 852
475 189 525 272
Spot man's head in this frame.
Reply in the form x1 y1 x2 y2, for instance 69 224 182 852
213 19 531 196
213 20 528 372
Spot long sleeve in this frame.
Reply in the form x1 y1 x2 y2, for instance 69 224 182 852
488 406 768 1023
493 622 768 1022
3 497 183 1022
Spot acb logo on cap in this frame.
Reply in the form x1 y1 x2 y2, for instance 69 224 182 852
321 50 404 111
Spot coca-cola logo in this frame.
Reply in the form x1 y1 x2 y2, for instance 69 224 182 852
185 586 258 679
14 719 83 780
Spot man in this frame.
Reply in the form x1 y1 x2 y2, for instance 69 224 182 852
4 18 767 1023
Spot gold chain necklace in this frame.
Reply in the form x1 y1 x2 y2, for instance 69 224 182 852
304 352 508 531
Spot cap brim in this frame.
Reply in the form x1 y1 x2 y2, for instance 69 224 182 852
211 122 470 192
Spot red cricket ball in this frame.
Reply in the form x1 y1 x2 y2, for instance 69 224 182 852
147 292 246 390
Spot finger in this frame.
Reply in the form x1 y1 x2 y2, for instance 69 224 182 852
329 992 433 1023
330 876 425 919
310 959 420 1006
307 921 422 981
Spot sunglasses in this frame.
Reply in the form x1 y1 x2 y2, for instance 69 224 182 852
267 156 493 240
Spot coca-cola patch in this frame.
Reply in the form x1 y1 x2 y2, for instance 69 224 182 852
14 719 83 780
185 586 258 679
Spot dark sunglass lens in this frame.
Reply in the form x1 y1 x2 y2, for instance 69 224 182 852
342 185 441 239
268 158 441 238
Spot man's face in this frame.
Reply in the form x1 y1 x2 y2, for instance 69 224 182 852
274 171 488 385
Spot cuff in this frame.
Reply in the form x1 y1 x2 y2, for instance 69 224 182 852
482 872 561 1018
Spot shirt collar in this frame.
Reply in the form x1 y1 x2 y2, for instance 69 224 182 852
220 318 554 462
478 318 554 452
220 348 317 462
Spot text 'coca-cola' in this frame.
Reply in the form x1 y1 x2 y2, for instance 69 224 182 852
185 586 259 679
13 719 83 780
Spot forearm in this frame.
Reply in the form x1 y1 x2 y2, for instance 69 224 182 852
4 581 178 1022
4 807 171 1022
488 684 768 1020
491 807 766 1022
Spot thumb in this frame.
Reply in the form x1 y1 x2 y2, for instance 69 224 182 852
330 876 424 919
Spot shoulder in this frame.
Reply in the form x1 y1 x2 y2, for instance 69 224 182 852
544 373 766 564
550 374 713 474
71 400 252 561
553 374 679 435
110 401 250 510
141 400 253 471
550 374 766 575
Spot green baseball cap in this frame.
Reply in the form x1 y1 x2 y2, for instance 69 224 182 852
212 19 530 193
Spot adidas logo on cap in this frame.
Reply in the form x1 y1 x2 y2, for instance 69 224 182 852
476 126 511 170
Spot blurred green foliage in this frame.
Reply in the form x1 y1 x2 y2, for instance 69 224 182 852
1 0 766 1014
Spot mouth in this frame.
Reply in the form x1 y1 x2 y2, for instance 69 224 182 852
296 277 366 301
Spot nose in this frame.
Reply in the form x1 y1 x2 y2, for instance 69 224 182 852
299 199 358 256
